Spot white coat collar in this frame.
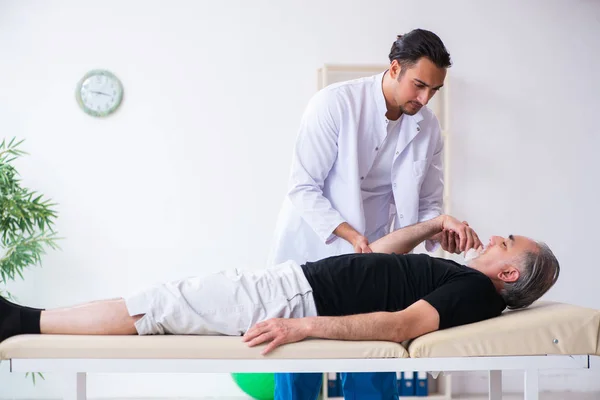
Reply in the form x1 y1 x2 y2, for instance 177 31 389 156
373 70 424 125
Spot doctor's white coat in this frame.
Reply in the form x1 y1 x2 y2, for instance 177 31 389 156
268 71 444 266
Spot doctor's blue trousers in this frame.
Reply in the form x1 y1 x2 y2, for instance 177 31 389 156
275 372 399 400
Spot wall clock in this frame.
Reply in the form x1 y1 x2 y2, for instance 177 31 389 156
75 69 124 117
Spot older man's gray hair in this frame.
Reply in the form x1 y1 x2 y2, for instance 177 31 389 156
501 242 560 310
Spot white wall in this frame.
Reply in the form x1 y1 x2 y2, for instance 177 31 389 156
0 0 599 397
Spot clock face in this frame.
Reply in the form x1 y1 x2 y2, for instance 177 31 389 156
76 70 123 117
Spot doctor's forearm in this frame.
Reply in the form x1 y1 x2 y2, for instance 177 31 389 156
370 216 443 254
333 222 361 244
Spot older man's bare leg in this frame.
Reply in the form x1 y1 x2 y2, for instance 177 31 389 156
40 298 141 335
1 294 142 342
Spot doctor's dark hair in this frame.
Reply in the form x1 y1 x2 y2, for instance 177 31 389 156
389 29 452 74
501 242 560 310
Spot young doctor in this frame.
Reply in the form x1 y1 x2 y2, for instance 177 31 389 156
268 29 461 400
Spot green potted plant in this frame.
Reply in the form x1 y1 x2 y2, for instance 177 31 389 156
0 138 60 383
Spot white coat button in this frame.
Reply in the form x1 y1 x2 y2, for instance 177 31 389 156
417 126 421 132
395 151 399 155
393 183 397 188
399 214 403 219
375 147 379 151
360 176 364 180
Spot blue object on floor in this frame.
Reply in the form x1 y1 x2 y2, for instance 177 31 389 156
400 371 415 396
415 371 429 396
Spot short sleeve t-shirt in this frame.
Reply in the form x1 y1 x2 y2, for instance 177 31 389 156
300 253 506 330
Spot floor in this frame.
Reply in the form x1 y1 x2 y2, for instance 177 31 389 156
27 394 597 400
4 394 600 400
167 395 600 400
454 394 600 400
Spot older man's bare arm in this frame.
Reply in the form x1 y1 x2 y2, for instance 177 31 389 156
242 300 440 355
369 215 481 255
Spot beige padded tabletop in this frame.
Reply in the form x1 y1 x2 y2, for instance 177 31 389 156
2 302 598 361
408 301 600 358
0 335 408 360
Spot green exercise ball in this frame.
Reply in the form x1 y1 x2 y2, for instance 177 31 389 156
231 372 275 400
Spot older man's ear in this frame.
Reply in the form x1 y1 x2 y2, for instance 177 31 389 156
498 267 520 283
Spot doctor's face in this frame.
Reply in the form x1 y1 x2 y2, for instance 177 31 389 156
388 57 446 116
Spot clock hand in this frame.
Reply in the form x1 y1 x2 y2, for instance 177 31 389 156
90 91 111 96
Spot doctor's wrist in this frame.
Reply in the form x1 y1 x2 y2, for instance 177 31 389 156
334 222 360 244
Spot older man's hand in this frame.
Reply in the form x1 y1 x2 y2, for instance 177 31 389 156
242 318 309 355
430 229 462 254
438 229 458 253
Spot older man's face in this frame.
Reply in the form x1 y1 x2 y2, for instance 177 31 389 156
472 235 539 282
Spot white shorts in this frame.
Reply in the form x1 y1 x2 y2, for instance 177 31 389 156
124 260 317 336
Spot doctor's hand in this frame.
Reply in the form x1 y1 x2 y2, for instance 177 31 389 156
334 223 373 254
440 216 482 254
242 318 309 355
351 234 373 254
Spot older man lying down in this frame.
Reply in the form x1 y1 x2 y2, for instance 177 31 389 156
0 214 559 355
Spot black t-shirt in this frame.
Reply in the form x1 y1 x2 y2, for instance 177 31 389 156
301 252 506 330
